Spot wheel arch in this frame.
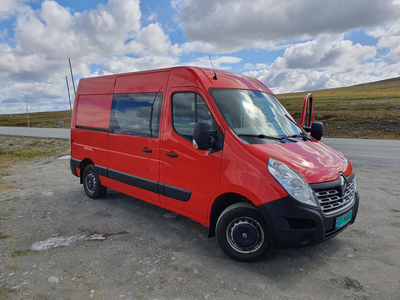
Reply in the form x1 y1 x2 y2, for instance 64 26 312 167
208 193 256 238
79 158 94 184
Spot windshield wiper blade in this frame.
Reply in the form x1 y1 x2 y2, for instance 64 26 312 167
284 115 312 141
286 134 308 139
237 134 283 141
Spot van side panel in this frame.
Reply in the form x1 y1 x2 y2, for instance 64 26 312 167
114 71 170 94
71 93 113 186
76 95 113 129
201 68 272 93
78 76 116 95
168 67 212 89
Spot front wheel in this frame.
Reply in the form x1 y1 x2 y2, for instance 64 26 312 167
82 164 107 199
216 203 271 262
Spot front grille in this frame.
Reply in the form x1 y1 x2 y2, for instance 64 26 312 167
314 178 355 215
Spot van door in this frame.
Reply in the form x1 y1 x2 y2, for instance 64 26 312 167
108 93 163 204
160 88 223 222
300 93 314 130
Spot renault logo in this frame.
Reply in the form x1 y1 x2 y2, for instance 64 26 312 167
340 176 347 196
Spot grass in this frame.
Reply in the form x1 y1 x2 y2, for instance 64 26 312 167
0 136 69 160
0 136 70 188
276 77 400 139
0 232 10 239
0 110 72 128
10 249 36 257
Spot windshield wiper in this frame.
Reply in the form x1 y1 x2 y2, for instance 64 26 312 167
237 134 284 141
284 115 312 141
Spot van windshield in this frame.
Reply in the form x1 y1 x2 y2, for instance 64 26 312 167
210 89 304 140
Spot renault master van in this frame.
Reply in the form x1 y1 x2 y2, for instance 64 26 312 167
70 67 359 261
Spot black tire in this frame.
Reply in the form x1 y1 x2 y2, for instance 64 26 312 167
82 164 107 199
216 202 271 262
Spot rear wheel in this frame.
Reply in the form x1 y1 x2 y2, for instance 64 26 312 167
216 202 271 262
82 164 107 199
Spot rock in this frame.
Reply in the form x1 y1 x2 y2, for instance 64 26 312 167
48 276 60 284
163 212 178 219
42 191 54 196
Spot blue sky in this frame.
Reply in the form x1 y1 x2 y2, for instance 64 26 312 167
0 0 399 114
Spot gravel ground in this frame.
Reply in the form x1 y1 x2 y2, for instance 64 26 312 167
0 153 399 300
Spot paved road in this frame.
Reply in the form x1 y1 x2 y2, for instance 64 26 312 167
1 127 398 163
322 137 400 171
323 137 400 159
0 126 70 139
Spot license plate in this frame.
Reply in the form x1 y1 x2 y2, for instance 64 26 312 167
335 211 353 229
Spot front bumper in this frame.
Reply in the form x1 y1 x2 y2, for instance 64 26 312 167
257 191 359 249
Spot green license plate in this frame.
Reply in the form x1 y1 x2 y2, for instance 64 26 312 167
335 211 353 229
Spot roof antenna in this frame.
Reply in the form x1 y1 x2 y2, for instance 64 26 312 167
209 55 217 80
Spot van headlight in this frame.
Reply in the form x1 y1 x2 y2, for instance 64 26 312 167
268 157 318 207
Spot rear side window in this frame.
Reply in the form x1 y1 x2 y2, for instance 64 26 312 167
110 93 162 138
172 92 213 141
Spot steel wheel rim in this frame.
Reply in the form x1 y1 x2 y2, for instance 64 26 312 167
85 171 97 193
226 217 264 254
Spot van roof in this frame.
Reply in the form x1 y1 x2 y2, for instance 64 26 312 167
76 66 272 95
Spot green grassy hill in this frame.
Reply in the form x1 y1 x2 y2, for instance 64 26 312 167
1 77 399 139
0 110 72 128
276 77 400 139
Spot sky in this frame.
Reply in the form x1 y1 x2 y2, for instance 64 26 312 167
0 0 400 114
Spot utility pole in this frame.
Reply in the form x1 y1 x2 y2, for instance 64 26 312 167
68 58 76 95
25 99 30 127
66 76 72 112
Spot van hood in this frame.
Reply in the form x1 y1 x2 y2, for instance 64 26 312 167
253 140 353 184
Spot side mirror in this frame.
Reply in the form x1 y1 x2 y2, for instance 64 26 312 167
193 121 217 150
310 122 323 141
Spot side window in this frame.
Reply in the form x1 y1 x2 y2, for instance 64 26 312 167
172 92 213 141
110 93 162 138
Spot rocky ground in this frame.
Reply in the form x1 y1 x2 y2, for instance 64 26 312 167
0 152 399 300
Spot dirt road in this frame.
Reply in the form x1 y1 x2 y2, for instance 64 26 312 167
0 147 399 299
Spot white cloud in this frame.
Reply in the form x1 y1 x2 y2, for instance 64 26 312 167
137 23 171 55
171 0 183 11
0 0 28 20
176 0 400 52
182 56 242 70
244 34 395 94
244 63 269 70
94 55 180 75
0 80 68 114
0 0 179 114
282 35 376 69
367 23 400 61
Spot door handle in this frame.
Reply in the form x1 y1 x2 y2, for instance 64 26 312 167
165 152 178 158
141 148 152 153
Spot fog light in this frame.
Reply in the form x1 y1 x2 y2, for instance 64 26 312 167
298 234 312 245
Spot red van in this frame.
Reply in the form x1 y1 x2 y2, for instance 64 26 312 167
70 67 359 261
